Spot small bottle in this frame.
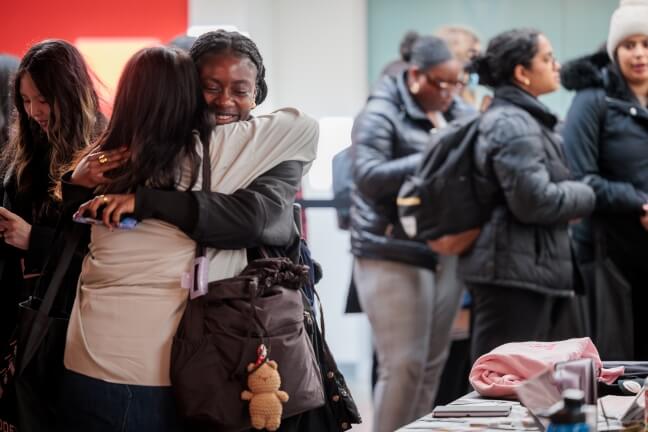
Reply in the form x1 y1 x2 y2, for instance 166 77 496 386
547 389 590 432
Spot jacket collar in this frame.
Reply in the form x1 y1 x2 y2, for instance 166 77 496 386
561 49 640 103
493 85 558 129
395 71 429 121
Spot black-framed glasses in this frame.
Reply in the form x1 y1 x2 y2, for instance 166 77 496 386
424 74 468 92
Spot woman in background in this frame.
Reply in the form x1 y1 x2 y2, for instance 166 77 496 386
461 28 595 361
561 0 648 360
351 35 470 432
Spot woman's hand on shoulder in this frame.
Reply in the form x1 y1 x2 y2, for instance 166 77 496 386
0 207 32 250
71 147 130 188
75 194 135 229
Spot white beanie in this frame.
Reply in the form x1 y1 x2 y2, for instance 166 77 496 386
607 0 648 60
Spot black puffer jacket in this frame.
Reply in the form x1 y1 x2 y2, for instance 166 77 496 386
459 86 595 296
561 50 648 255
350 71 475 270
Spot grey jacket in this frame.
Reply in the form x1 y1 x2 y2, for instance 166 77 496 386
459 86 595 296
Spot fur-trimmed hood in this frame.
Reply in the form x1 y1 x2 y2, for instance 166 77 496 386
560 49 634 101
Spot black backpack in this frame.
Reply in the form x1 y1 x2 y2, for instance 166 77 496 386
397 114 496 246
331 147 353 230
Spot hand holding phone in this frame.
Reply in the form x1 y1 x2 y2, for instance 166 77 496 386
76 193 136 229
73 213 138 230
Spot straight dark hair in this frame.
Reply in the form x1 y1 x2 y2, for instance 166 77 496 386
95 46 211 194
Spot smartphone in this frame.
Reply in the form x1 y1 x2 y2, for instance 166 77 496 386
72 213 138 230
432 404 512 418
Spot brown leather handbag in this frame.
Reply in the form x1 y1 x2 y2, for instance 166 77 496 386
171 258 326 431
170 140 324 431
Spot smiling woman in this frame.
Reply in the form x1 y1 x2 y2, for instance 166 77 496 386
191 31 267 125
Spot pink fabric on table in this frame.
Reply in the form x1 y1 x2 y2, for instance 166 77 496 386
469 337 625 398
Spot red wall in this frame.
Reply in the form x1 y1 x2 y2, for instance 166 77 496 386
0 0 187 56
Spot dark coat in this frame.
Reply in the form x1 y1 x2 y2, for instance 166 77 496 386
561 50 648 255
350 71 475 270
135 160 304 249
0 165 62 345
458 86 595 296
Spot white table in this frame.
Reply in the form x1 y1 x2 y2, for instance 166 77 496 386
397 392 629 431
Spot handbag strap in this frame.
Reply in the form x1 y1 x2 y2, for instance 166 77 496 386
37 224 84 316
195 138 211 258
19 222 84 373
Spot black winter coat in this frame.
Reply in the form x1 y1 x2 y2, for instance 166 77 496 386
134 160 304 249
459 86 595 296
561 50 648 256
0 166 64 345
350 71 475 270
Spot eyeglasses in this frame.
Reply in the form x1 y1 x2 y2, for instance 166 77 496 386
424 74 468 93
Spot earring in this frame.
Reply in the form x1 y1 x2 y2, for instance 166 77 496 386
410 82 421 94
522 78 531 86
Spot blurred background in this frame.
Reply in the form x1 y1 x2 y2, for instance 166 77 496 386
1 1 620 429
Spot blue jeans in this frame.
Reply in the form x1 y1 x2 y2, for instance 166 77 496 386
58 369 185 432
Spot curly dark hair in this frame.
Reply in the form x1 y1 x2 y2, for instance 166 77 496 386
468 28 540 88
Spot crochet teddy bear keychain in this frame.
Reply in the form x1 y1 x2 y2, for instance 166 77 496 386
241 344 290 431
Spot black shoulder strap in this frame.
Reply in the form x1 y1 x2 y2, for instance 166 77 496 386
18 223 84 373
195 139 211 258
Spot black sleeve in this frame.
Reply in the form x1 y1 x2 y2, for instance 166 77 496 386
23 223 57 274
562 89 648 214
352 109 421 203
492 131 596 225
60 171 94 215
134 160 303 249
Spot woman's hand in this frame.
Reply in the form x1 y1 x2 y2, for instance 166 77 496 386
76 194 136 229
0 207 32 250
70 147 130 188
640 204 648 231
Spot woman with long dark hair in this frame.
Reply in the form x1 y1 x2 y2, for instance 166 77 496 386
0 39 103 359
460 29 595 361
561 0 648 360
58 46 317 431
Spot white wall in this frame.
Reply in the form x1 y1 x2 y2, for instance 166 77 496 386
189 0 367 117
188 0 372 386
